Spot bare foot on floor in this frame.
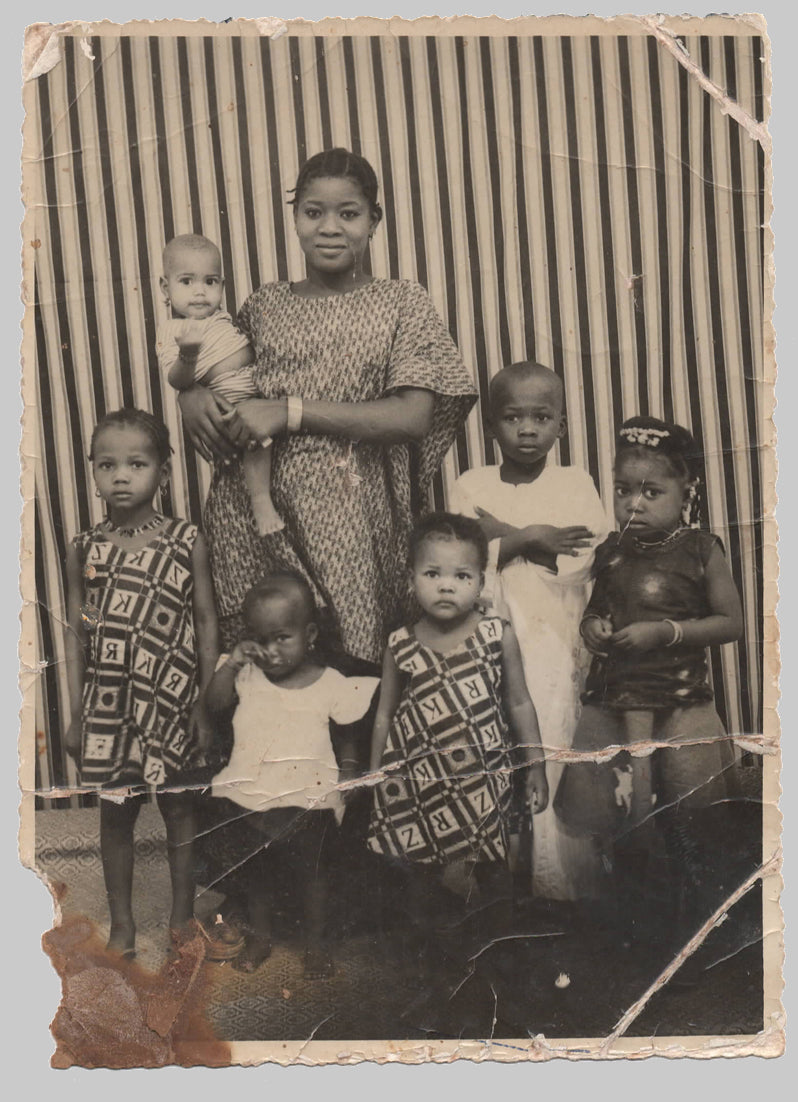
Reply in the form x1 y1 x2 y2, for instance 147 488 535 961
106 921 136 960
232 934 273 974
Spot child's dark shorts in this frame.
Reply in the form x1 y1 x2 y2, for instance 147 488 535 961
199 798 338 891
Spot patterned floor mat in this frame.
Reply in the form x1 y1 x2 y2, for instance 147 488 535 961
33 800 764 1042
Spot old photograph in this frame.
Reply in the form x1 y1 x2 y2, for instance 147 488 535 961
19 15 781 1065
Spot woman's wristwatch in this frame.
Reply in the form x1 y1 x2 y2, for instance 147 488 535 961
286 395 303 432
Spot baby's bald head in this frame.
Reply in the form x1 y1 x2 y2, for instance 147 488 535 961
162 234 221 276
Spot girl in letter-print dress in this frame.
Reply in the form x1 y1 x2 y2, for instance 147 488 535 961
368 617 513 865
74 517 202 787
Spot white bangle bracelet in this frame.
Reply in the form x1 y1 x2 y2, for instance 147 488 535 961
663 619 684 647
286 395 303 433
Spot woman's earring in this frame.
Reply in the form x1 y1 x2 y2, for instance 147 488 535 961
94 487 101 498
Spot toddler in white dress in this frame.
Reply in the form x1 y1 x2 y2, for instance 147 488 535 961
207 572 378 975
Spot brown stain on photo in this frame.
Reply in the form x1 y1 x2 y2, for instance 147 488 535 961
43 915 232 1069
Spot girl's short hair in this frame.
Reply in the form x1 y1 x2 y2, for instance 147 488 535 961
289 148 383 224
616 415 703 525
409 512 489 573
242 571 317 624
89 408 172 465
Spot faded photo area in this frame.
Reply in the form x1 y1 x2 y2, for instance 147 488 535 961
20 16 780 1066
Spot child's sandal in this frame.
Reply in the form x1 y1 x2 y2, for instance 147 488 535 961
201 914 247 962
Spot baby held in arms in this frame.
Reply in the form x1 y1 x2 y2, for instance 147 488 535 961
156 233 282 535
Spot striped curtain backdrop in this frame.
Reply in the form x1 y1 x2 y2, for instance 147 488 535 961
27 29 767 806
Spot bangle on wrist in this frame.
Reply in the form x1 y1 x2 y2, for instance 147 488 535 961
663 619 684 647
286 395 303 433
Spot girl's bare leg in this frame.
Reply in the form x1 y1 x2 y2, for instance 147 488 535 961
243 442 284 536
156 789 197 932
622 711 655 826
100 795 142 955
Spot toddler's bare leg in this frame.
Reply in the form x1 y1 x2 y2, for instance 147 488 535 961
243 442 284 536
232 844 273 974
622 711 655 826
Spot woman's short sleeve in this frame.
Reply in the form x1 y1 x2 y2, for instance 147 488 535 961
235 292 256 345
384 281 477 493
328 672 381 726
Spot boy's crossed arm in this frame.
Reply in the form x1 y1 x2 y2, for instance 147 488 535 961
475 507 594 572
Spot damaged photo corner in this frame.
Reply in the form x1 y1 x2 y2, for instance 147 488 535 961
13 4 785 1074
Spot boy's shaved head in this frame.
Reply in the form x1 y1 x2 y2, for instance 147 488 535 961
488 361 564 415
162 234 221 274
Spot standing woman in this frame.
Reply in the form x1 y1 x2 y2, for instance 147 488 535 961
179 149 476 667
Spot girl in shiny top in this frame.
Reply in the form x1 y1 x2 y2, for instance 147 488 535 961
556 417 743 960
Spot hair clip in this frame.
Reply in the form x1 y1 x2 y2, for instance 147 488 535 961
620 426 670 448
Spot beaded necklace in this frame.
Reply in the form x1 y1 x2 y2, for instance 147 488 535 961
103 512 165 539
629 524 688 551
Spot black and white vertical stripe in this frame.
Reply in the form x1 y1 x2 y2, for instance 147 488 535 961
28 30 767 804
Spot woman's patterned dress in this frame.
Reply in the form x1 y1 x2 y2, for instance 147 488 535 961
203 279 476 659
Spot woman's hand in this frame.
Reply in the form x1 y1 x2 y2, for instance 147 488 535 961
235 399 289 444
526 763 549 814
177 387 239 462
611 621 673 653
